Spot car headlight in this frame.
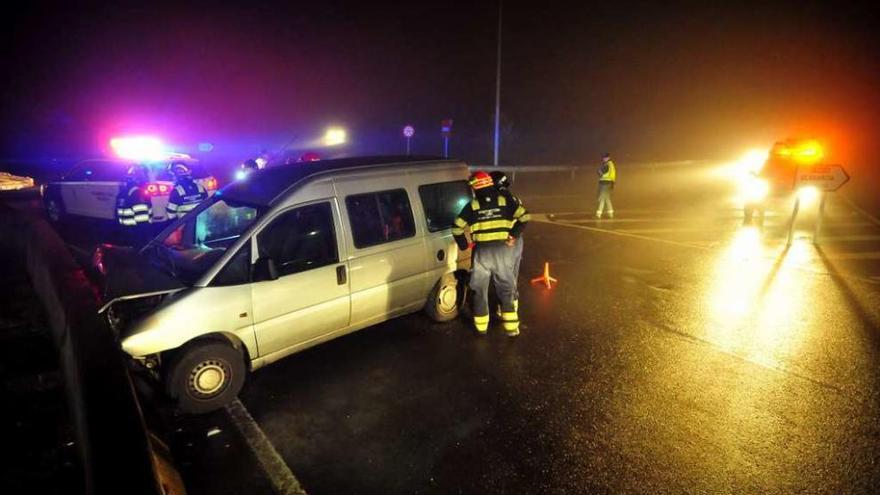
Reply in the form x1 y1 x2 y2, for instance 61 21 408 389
741 178 770 202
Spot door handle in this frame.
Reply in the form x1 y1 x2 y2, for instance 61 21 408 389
336 265 347 285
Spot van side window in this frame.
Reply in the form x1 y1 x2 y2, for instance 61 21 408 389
345 189 416 248
257 202 338 277
211 241 252 286
418 180 471 232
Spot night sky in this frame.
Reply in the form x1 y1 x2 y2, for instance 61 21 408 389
3 1 878 167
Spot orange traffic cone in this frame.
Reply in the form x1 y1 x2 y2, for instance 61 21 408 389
530 261 558 289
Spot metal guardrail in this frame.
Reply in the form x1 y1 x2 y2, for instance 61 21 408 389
0 198 163 495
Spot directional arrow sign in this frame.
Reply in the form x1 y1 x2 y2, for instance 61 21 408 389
796 164 849 192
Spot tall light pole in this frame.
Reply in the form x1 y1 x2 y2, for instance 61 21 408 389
493 0 503 166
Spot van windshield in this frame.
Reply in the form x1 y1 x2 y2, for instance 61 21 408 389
147 196 263 284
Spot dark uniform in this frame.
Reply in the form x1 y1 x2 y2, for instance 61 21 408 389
453 172 529 336
490 171 529 309
116 179 152 247
166 177 208 220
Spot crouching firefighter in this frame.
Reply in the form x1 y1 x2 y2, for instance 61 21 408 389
166 162 208 220
453 171 529 337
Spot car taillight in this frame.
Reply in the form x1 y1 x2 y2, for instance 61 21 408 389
144 183 171 196
203 176 218 191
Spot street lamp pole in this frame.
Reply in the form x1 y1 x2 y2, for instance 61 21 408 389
493 0 503 166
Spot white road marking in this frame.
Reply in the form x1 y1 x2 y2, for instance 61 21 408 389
842 195 880 228
818 251 880 261
814 235 880 243
531 214 711 250
225 399 307 495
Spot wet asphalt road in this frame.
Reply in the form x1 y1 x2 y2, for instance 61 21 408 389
235 177 880 493
30 161 880 493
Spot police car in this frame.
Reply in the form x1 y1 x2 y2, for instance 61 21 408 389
42 154 218 223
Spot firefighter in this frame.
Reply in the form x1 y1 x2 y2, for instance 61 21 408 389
489 170 529 312
116 165 152 247
453 171 529 336
166 162 208 220
596 152 616 219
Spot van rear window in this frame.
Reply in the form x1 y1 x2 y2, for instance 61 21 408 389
418 181 471 232
345 189 416 248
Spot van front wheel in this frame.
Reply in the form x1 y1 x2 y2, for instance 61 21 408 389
165 341 246 414
425 275 460 322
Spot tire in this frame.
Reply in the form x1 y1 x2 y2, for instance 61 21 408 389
164 341 246 415
45 195 66 223
425 274 460 322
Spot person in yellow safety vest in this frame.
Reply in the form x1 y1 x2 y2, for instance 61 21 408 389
596 152 616 219
453 171 529 336
116 165 153 247
166 162 208 220
489 170 529 313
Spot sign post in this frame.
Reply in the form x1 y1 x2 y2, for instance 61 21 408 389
786 164 850 245
441 119 453 158
403 125 415 155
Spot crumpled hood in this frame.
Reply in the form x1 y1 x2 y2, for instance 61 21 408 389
97 244 186 306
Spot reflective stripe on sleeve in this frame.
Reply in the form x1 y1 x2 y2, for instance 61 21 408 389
518 213 531 223
131 204 149 213
120 218 137 226
513 205 527 219
133 214 150 223
166 202 179 212
454 217 468 228
452 227 465 236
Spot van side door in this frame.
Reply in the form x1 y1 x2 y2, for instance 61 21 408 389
416 180 472 291
250 200 351 357
341 187 425 325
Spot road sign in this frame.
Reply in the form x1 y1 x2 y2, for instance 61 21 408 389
796 164 849 192
403 125 414 138
441 119 453 137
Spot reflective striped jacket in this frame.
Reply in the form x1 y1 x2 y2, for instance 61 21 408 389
116 185 151 227
452 189 530 250
166 180 208 220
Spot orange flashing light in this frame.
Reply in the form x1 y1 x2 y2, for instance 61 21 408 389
530 262 558 289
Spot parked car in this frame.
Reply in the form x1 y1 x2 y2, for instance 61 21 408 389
42 155 218 224
96 156 473 413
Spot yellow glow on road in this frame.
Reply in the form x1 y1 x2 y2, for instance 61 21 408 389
703 229 819 368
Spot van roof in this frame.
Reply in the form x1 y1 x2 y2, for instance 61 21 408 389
220 155 461 206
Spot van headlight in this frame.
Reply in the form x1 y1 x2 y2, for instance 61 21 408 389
121 330 163 357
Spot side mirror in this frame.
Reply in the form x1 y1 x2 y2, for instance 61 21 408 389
252 257 279 282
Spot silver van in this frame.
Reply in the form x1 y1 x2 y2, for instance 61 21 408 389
97 156 472 413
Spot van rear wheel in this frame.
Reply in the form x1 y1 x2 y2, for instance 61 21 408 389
425 275 460 322
165 341 246 414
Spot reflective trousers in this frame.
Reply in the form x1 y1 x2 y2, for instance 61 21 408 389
508 236 523 301
470 242 519 333
596 181 614 216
